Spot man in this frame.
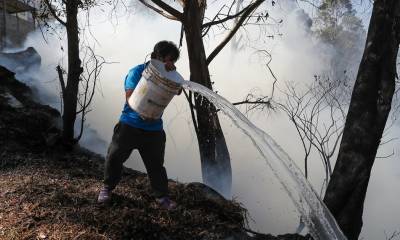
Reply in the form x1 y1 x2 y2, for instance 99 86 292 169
97 41 180 210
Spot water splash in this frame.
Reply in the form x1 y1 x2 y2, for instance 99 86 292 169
181 80 347 240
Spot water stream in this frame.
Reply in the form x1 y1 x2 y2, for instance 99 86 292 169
181 80 347 240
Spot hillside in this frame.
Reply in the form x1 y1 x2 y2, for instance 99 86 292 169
0 65 309 240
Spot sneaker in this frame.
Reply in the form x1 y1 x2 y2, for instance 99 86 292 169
97 186 112 203
156 196 177 210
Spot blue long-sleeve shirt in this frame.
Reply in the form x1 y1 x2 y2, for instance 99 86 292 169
119 63 163 131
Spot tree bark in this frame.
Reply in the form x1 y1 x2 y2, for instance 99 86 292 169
323 0 400 239
62 0 83 145
183 0 232 196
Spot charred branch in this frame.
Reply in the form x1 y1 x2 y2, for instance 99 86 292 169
139 0 183 21
183 89 199 136
56 65 66 94
43 0 66 26
202 1 248 30
206 0 265 65
231 94 273 113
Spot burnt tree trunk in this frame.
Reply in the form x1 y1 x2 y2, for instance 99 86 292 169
323 0 400 239
183 0 232 196
62 0 83 145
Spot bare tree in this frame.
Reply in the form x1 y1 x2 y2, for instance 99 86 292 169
138 0 267 195
75 46 108 141
231 73 347 195
36 0 84 146
35 0 105 146
278 75 347 194
323 0 400 239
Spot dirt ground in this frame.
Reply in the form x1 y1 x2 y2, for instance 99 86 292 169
0 149 247 240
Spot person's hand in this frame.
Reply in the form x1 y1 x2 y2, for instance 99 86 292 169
164 62 176 71
177 87 183 95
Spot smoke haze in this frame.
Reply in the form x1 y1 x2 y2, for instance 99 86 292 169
5 0 399 239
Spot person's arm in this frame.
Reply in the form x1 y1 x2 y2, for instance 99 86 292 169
126 89 134 101
164 62 176 71
124 65 144 102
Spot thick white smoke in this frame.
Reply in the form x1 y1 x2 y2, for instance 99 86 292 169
5 0 399 239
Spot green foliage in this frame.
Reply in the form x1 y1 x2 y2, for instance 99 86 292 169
314 0 364 45
313 0 366 77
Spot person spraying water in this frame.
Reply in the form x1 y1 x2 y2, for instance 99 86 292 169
97 40 346 239
98 41 182 210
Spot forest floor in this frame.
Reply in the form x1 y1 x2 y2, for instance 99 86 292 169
0 65 310 240
0 149 248 240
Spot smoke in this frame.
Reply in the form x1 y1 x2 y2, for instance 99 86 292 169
0 31 62 109
0 26 109 155
9 0 399 238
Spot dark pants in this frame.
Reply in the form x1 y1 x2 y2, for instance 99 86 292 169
103 122 168 197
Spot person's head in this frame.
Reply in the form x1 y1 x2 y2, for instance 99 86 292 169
150 41 180 64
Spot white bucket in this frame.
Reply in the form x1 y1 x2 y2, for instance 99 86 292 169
128 59 184 120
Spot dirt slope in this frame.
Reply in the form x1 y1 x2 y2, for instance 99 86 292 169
0 65 309 240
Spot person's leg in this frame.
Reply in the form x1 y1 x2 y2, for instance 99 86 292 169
138 130 168 198
103 123 135 189
99 123 137 203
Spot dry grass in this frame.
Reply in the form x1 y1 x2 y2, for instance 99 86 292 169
0 150 246 240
